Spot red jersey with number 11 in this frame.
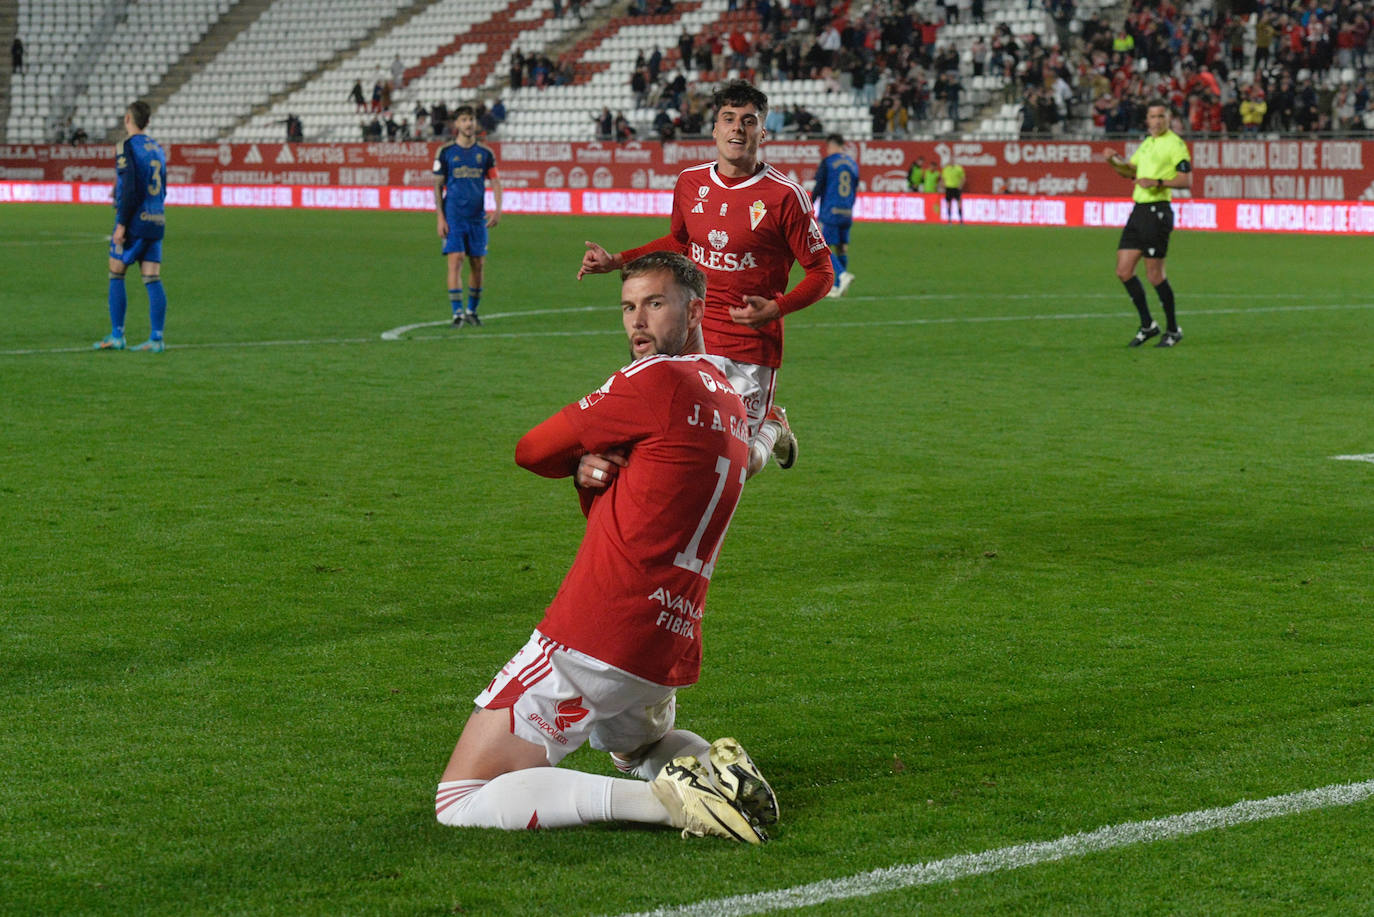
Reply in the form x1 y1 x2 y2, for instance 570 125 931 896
536 354 749 686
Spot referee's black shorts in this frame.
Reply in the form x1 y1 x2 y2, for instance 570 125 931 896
1117 201 1174 258
944 187 962 203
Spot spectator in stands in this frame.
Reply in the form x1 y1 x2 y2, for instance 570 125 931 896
678 29 693 69
632 67 650 107
792 103 823 136
594 107 613 139
510 50 525 90
349 80 366 112
491 98 507 127
371 81 383 113
386 113 401 140
649 46 663 81
615 111 636 141
391 55 405 90
286 113 304 143
11 36 22 74
431 101 449 138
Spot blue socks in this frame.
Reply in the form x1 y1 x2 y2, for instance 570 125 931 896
108 274 127 337
467 286 482 315
829 253 842 286
144 277 167 340
449 288 463 316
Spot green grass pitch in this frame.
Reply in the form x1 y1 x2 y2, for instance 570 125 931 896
2 202 1372 915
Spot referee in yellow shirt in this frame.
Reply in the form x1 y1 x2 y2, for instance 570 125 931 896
1102 99 1193 348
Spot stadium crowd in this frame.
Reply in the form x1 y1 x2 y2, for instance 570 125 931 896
1071 0 1372 135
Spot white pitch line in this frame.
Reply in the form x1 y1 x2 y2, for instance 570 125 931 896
6 301 1374 358
615 778 1374 917
380 305 605 340
1332 454 1374 464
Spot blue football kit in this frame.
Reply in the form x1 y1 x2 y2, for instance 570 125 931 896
100 129 169 350
433 139 499 321
813 150 859 287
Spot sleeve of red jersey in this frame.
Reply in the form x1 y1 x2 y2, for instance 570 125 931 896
773 187 835 316
515 411 585 478
559 369 663 457
617 176 691 264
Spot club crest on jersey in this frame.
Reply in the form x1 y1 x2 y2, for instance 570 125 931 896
697 185 710 200
749 200 767 230
708 229 729 250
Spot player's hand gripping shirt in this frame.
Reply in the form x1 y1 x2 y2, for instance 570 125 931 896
621 163 834 369
536 354 750 686
114 133 167 240
433 141 498 220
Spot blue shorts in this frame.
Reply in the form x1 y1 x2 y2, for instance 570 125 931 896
821 220 851 247
110 236 162 265
442 216 489 257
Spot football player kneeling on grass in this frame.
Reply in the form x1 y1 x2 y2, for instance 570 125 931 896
435 252 778 843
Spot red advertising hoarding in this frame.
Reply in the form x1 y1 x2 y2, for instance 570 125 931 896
4 138 1374 202
5 179 1374 235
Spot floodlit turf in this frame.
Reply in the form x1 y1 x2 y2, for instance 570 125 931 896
2 202 1372 915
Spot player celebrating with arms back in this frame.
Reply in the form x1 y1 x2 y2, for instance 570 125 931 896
95 100 168 352
579 80 834 478
436 253 775 844
1103 99 1192 348
434 105 502 327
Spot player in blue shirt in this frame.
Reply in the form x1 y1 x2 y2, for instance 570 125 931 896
812 134 859 299
95 100 169 352
433 105 503 326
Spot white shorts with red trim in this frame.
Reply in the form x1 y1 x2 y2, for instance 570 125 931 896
705 356 777 439
474 630 678 766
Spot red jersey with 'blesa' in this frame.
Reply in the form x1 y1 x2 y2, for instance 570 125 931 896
536 354 749 686
620 162 833 369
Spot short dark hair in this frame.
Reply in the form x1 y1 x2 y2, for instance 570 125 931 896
622 251 707 303
453 104 475 119
712 79 768 119
1145 97 1172 113
826 133 845 146
127 101 151 130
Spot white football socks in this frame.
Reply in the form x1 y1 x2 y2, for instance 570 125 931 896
436 769 671 830
611 729 711 781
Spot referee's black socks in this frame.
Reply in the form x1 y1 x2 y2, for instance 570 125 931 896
1123 277 1151 327
1153 280 1178 332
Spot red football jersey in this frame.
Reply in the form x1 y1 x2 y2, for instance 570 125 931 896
620 161 834 369
535 354 750 686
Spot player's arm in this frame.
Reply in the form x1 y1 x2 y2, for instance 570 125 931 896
433 172 448 238
114 140 141 241
1103 147 1137 179
811 163 827 205
773 192 836 316
487 162 502 228
516 411 586 478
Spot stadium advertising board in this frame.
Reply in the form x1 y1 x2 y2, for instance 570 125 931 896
4 139 1374 201
5 179 1374 234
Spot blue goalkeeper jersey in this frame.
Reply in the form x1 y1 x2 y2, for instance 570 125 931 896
433 140 497 221
114 132 167 240
813 151 859 224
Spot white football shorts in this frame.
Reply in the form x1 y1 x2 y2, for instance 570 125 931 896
474 630 678 765
704 356 777 439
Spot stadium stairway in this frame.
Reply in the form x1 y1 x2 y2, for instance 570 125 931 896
404 0 546 92
0 0 14 142
231 0 451 141
118 0 275 144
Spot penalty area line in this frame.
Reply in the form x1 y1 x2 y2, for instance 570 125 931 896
613 778 1374 917
1332 454 1374 464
